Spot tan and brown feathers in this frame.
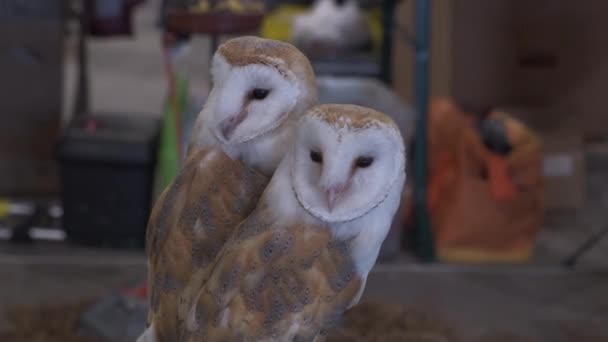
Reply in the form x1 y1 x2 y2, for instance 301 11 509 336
218 36 317 94
308 104 400 132
146 147 269 341
182 197 363 342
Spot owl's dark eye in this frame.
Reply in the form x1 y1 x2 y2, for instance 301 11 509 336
310 150 323 164
355 156 374 168
251 88 270 100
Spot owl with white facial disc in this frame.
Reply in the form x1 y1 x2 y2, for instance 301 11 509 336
182 104 406 341
188 35 318 175
140 36 317 342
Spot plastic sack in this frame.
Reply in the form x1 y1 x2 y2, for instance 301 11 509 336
424 99 544 263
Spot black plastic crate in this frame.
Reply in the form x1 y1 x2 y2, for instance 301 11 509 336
57 114 160 248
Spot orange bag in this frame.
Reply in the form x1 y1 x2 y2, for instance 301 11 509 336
424 99 544 263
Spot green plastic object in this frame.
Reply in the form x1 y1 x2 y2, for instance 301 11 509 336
154 75 189 199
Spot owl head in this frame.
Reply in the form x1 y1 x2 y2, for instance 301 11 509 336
201 36 317 174
291 104 406 223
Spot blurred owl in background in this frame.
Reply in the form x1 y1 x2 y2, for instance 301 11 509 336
291 0 373 58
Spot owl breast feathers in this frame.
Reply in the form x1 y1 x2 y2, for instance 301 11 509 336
146 147 269 341
182 197 363 342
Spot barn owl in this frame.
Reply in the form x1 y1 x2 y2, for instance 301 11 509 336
142 36 318 342
188 36 318 175
182 104 406 341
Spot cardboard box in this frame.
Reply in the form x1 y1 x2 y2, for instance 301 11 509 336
497 105 578 135
392 0 608 139
542 133 585 210
393 0 515 109
496 106 586 210
0 19 64 196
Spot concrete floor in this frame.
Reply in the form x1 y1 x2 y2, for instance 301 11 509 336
366 265 608 341
1 242 607 340
3 0 608 340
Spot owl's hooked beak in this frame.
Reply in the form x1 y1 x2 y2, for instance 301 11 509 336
326 183 348 212
220 110 247 141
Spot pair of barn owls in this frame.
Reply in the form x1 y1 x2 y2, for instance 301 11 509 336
140 36 405 341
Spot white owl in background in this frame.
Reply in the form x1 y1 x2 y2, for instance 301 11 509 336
291 0 373 58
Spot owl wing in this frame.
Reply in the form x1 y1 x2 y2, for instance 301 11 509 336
183 201 364 342
145 147 269 341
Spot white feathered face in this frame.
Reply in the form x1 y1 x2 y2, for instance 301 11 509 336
291 111 405 223
209 55 302 145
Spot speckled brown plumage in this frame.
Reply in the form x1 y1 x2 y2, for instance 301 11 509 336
181 197 363 342
145 147 269 341
217 36 316 94
309 104 399 132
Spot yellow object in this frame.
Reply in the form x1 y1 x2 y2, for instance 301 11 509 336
366 8 383 56
192 0 210 12
261 5 384 55
0 199 8 218
217 0 244 13
261 5 307 43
